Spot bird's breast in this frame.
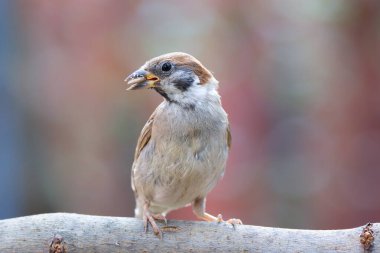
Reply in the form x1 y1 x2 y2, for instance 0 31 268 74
136 103 229 210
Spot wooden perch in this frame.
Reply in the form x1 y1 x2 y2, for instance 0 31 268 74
0 213 377 252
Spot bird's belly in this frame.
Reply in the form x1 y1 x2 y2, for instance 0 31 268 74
134 136 227 213
152 149 226 210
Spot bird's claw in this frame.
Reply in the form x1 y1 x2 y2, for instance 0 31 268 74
143 212 164 239
152 214 168 225
216 214 242 229
226 218 243 229
152 225 162 239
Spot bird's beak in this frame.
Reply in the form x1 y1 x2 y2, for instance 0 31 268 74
124 69 160 91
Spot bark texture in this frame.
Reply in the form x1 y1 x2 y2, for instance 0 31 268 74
0 213 377 252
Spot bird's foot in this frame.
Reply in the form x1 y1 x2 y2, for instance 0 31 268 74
226 218 243 229
143 212 162 239
216 214 243 229
152 214 167 225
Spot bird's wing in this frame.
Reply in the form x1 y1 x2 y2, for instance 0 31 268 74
134 111 155 161
131 110 156 193
227 123 232 149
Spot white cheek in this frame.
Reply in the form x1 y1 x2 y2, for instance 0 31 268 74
173 76 219 105
188 79 208 98
189 76 219 98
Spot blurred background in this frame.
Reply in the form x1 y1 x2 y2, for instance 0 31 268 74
1 0 379 229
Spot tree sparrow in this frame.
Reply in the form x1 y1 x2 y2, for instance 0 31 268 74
125 52 241 238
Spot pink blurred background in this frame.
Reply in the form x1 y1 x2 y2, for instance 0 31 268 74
1 0 379 229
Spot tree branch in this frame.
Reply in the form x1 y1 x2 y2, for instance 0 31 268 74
0 213 377 252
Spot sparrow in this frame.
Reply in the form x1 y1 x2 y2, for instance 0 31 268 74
125 52 241 238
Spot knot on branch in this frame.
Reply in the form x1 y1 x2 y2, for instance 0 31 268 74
49 234 67 253
360 223 375 251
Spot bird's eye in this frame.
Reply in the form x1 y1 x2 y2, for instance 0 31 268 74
161 62 172 72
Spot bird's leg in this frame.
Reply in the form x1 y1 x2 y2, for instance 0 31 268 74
143 211 148 232
143 203 162 238
192 197 223 222
192 197 243 228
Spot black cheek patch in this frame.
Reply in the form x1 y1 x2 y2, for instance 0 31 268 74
173 76 194 92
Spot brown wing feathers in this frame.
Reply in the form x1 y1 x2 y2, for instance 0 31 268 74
134 112 155 160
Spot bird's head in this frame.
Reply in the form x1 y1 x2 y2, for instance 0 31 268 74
125 52 219 105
